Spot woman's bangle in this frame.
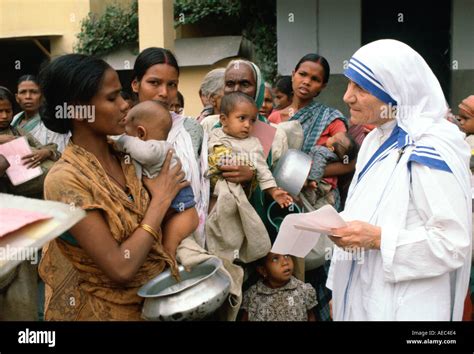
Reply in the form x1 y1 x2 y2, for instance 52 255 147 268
138 223 161 243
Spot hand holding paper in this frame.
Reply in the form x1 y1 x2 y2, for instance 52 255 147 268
0 137 43 186
271 205 347 257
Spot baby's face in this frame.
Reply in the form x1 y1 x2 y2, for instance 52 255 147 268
326 132 348 152
221 101 258 139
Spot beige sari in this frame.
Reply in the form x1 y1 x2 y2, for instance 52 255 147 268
39 141 174 320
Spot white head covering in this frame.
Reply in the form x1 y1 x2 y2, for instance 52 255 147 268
333 39 472 320
345 39 470 182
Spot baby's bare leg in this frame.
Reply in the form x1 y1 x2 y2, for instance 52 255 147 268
162 207 199 258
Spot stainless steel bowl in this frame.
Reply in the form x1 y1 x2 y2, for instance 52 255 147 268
272 149 312 197
138 258 231 321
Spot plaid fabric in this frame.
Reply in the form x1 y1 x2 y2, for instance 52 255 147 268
305 260 333 321
290 101 348 154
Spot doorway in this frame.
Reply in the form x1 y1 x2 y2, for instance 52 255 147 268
362 0 452 102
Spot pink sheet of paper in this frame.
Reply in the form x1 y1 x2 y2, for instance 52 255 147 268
0 208 52 237
0 136 42 186
250 119 277 159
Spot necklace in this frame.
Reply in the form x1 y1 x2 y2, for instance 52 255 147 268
100 155 134 199
104 169 134 202
104 169 127 191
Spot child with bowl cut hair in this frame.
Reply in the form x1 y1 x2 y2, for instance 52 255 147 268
241 252 317 321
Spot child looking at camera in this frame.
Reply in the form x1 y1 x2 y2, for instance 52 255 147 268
207 92 293 209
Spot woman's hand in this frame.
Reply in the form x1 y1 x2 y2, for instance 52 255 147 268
22 148 52 169
143 150 190 205
0 135 15 144
219 164 255 184
329 221 381 250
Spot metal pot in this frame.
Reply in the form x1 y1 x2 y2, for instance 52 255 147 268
272 149 312 197
138 257 231 321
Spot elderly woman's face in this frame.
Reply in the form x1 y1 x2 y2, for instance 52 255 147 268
224 64 257 99
343 80 392 126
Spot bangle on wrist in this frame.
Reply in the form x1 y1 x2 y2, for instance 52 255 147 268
138 223 161 243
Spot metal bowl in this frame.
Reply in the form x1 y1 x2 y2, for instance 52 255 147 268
272 149 312 197
138 257 231 321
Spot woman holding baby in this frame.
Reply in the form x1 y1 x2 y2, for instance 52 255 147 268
38 54 188 320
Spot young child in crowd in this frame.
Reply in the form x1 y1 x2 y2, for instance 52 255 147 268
116 100 199 260
207 92 293 209
241 252 317 321
458 95 474 162
169 91 184 115
268 76 294 124
303 131 358 209
457 95 474 320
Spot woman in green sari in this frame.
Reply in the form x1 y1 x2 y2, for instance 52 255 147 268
287 53 355 321
12 75 70 152
208 59 273 228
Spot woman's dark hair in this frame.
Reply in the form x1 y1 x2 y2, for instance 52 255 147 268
17 74 40 88
177 91 184 108
274 75 293 96
39 54 111 134
294 53 330 84
133 47 179 81
220 91 256 116
0 86 15 106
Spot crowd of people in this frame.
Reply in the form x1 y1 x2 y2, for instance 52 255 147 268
0 39 472 322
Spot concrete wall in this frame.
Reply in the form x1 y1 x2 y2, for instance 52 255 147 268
277 0 361 116
318 0 361 75
179 58 232 118
451 0 474 109
276 0 318 76
138 0 175 51
0 0 138 56
0 0 90 56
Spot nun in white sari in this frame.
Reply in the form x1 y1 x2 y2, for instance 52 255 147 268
327 39 472 321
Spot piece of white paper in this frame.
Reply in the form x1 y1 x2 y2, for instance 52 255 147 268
0 193 86 277
0 137 43 186
271 205 347 258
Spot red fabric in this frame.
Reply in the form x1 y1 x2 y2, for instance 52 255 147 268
316 119 347 189
268 110 282 124
463 290 472 321
316 119 347 146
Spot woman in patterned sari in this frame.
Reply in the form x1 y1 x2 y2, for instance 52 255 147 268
284 54 354 321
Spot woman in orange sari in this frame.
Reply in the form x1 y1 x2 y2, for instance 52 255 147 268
38 54 188 320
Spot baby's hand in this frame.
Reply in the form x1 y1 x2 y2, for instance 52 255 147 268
269 187 294 208
303 179 318 190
